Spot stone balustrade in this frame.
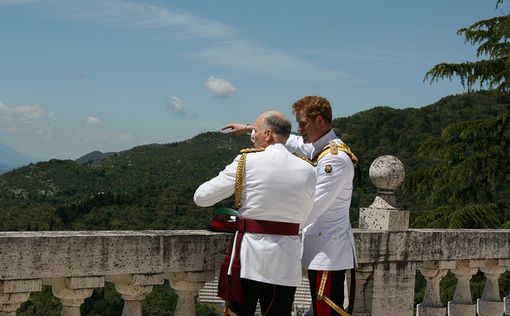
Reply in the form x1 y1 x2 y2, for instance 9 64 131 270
0 155 509 316
0 231 230 316
0 229 509 315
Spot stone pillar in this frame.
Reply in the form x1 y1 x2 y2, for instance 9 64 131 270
0 279 42 316
352 264 373 316
369 262 416 316
447 260 479 316
45 276 103 316
416 261 454 316
167 271 215 316
108 274 163 316
359 155 409 232
477 259 506 316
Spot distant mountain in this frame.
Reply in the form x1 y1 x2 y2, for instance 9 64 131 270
0 132 250 202
76 150 116 165
0 143 34 174
0 163 15 175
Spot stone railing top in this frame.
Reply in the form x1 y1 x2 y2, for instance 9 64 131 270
0 230 222 237
1 229 510 281
353 228 510 264
0 230 231 280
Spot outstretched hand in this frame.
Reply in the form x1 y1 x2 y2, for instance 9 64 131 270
221 123 251 136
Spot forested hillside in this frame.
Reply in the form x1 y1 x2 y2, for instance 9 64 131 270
0 91 508 231
0 132 250 230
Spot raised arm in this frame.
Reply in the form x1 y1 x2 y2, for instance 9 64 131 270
221 123 254 136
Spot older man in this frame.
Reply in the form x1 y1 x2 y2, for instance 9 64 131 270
195 111 316 316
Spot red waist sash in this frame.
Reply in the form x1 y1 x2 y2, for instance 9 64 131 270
236 217 300 235
218 217 300 302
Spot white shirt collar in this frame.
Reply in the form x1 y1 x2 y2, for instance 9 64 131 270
312 129 338 154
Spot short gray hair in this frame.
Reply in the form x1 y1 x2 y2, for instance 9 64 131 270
264 112 291 138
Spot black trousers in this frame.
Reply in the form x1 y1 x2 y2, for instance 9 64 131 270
227 278 297 316
308 269 346 316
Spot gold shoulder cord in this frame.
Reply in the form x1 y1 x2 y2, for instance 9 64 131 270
234 153 247 209
240 147 264 154
317 272 351 316
337 143 359 164
313 142 359 165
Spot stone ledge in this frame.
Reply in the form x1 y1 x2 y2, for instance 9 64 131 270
1 229 510 281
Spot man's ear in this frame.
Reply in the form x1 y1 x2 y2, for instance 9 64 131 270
315 115 327 127
265 128 274 142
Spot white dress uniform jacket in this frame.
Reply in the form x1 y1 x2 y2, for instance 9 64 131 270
286 130 356 271
194 143 317 287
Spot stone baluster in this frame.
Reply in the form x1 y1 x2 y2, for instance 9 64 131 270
416 261 454 316
447 260 480 316
167 271 215 316
107 274 164 316
352 264 373 316
0 279 41 316
45 276 104 316
477 259 506 316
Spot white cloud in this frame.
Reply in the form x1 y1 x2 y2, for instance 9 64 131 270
86 116 103 126
0 0 40 6
169 96 183 111
119 133 134 141
61 0 235 39
205 76 237 97
196 40 348 80
36 127 54 139
167 96 195 117
0 101 55 138
23 1 349 80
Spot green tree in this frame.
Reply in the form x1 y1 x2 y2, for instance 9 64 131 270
425 1 510 92
409 1 510 229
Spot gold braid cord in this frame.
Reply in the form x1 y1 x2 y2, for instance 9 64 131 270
313 142 359 165
234 148 263 209
234 153 247 209
317 272 351 316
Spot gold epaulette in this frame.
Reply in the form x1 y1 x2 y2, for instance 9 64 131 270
240 147 264 154
293 153 314 165
313 141 359 164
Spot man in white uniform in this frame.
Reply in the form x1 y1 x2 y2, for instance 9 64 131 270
195 111 316 316
223 96 357 316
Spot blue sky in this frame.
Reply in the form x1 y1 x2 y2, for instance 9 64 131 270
0 0 505 160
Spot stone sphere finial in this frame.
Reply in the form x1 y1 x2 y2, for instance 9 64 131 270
369 155 405 192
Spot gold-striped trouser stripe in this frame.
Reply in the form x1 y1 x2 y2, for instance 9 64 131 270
317 271 351 316
225 307 238 316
